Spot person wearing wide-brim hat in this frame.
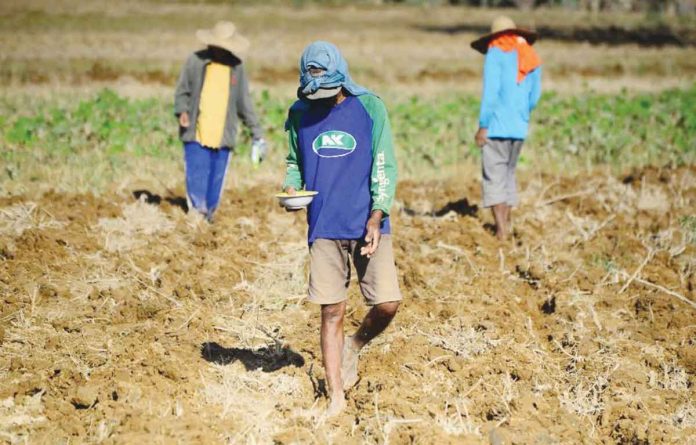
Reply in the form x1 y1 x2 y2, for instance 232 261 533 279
471 16 542 241
174 21 267 223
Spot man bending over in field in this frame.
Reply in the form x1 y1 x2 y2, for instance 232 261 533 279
283 41 401 417
472 17 542 241
174 21 267 222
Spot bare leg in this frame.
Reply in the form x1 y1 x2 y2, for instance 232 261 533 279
491 203 508 241
505 205 512 234
342 301 400 390
320 302 347 417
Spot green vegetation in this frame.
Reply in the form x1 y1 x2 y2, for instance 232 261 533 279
532 88 696 168
680 215 696 244
1 87 694 194
590 253 619 273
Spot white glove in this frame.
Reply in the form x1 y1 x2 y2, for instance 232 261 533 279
251 138 267 166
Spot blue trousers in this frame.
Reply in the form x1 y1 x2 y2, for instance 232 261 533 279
184 142 231 219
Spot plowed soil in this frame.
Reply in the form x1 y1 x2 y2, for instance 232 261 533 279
1 166 694 444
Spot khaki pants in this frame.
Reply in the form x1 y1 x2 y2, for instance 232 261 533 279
308 236 402 306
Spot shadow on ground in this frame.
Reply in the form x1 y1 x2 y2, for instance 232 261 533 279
402 197 479 218
435 197 479 217
306 364 328 399
416 23 691 47
201 342 305 373
133 189 188 213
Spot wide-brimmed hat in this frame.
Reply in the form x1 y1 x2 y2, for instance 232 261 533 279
196 21 250 60
470 16 538 54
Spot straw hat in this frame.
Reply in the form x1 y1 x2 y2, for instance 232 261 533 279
470 16 538 54
196 21 250 60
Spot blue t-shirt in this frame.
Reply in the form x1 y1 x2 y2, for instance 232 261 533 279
289 95 394 243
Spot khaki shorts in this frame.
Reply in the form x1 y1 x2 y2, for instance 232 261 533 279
308 235 402 306
481 138 524 208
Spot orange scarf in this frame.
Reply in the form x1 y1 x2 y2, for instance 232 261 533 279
489 34 541 83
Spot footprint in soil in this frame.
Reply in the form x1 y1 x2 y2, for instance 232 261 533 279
201 342 305 372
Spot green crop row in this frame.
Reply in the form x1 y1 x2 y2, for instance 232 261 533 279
1 87 694 194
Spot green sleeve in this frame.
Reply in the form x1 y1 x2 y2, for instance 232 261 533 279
283 103 305 191
358 95 398 216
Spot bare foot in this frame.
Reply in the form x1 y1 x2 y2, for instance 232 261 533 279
324 392 346 418
341 336 360 391
186 209 207 228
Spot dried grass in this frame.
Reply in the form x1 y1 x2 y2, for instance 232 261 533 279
2 0 695 95
96 200 175 252
0 392 47 443
243 240 308 310
423 318 502 359
201 364 303 443
558 374 610 418
0 202 63 237
647 361 691 392
1 160 694 443
436 398 481 437
673 402 696 429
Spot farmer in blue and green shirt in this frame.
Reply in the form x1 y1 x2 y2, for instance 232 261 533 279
283 41 401 417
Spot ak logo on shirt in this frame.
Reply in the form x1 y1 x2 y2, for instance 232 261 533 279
312 131 357 158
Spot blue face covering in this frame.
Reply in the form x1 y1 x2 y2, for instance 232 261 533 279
298 41 370 99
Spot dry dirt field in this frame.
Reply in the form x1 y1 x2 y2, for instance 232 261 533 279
1 166 695 444
1 0 695 444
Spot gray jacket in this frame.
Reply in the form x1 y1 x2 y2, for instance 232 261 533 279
174 49 263 148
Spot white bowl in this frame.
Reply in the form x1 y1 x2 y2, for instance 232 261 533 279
276 191 318 210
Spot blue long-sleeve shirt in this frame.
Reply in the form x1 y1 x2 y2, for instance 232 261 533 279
478 47 542 140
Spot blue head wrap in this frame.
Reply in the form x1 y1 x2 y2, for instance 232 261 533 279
298 41 370 99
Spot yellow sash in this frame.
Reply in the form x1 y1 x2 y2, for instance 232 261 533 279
196 62 231 148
